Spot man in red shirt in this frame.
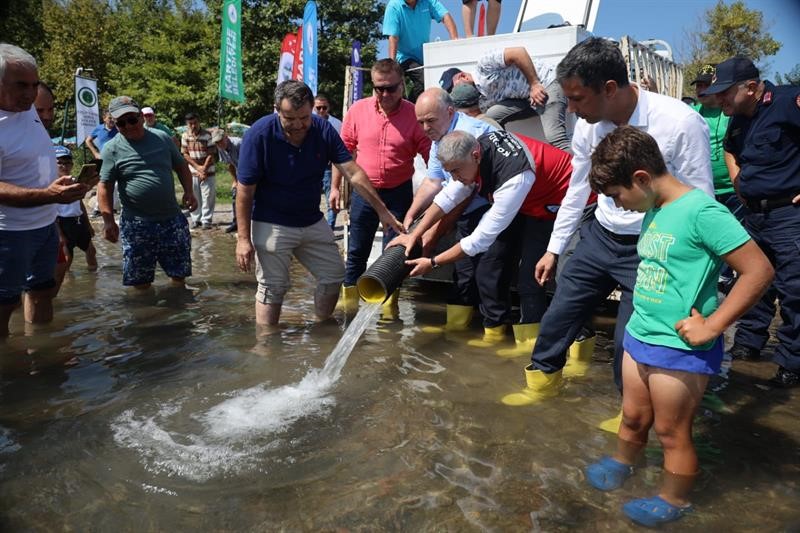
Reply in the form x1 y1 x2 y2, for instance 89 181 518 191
332 59 431 310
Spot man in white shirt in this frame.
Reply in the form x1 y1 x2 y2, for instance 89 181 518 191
0 44 88 336
507 37 714 406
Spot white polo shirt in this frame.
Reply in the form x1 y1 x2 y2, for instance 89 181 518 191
0 105 58 231
547 87 714 255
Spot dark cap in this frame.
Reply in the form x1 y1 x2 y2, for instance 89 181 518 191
690 64 716 86
700 56 760 95
451 83 480 108
439 67 463 92
108 95 141 118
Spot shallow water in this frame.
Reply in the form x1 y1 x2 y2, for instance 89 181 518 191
1 229 799 531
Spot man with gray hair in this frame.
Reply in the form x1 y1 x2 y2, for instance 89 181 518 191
0 43 89 336
394 129 574 348
236 80 403 327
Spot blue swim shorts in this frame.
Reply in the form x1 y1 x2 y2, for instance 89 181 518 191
623 329 724 375
120 214 191 286
0 224 59 305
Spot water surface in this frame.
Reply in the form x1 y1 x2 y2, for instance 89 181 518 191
1 229 798 531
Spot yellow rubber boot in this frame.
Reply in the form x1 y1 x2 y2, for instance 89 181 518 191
336 285 360 314
379 290 400 321
496 323 540 358
563 334 596 378
467 324 507 348
421 304 473 334
597 409 623 434
501 364 563 406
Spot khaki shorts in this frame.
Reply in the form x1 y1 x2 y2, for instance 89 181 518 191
252 218 344 304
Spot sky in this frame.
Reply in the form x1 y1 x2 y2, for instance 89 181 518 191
380 0 800 80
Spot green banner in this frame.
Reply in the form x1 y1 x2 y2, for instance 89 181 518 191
218 0 244 102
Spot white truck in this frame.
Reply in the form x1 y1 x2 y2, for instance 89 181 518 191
345 0 683 281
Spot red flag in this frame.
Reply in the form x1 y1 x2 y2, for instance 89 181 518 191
277 33 297 85
478 1 486 37
292 26 304 81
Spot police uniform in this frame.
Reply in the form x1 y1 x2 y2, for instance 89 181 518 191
723 80 800 385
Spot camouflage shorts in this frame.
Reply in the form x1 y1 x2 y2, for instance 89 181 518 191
120 214 191 286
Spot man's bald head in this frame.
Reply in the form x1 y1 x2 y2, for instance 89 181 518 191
415 87 455 142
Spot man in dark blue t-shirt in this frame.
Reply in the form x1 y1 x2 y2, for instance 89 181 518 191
236 80 404 327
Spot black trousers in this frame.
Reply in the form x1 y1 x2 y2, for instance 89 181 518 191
531 218 639 390
400 59 424 104
451 207 522 328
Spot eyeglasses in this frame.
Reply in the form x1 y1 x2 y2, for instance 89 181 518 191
115 115 140 127
373 83 401 94
315 105 328 111
56 160 73 166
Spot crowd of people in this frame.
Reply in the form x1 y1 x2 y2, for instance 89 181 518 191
2 3 799 525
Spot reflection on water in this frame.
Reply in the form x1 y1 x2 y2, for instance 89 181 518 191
0 230 799 530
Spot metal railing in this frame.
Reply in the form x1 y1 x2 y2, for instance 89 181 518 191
619 35 684 99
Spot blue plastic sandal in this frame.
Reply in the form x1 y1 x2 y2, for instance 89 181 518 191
585 456 634 491
623 495 693 527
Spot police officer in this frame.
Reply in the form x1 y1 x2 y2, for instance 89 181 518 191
703 56 800 387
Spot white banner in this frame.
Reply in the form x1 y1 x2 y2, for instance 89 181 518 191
75 76 99 146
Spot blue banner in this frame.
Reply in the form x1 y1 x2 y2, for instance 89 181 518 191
351 40 363 103
302 1 318 95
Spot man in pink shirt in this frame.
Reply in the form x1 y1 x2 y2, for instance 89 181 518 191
332 59 431 309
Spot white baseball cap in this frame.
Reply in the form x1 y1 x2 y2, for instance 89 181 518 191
141 107 155 115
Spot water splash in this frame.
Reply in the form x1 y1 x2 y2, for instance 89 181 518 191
112 303 383 481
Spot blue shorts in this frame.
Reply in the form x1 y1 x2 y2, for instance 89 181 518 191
120 214 191 286
623 330 724 375
0 224 59 305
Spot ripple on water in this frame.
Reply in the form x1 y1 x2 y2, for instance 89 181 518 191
109 304 384 483
111 371 337 482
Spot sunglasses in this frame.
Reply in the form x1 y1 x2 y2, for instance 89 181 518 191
315 105 328 111
373 83 401 94
115 115 140 127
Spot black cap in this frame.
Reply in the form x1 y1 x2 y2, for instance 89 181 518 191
439 67 463 92
690 64 715 86
700 56 759 95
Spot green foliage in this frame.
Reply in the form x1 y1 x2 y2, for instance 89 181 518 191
682 0 781 96
0 0 45 59
775 64 800 86
6 0 383 135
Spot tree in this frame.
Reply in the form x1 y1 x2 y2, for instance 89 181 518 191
775 64 800 86
682 0 781 96
0 0 45 59
236 0 383 123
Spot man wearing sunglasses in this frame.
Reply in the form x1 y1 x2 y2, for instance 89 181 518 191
314 94 342 229
97 96 197 291
333 59 431 312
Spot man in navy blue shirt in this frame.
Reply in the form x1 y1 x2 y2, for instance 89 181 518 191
236 80 404 327
706 56 800 387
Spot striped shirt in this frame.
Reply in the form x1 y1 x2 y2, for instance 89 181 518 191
181 128 217 177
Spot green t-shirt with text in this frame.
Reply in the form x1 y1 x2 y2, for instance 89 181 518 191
99 128 184 221
691 103 733 195
626 189 750 350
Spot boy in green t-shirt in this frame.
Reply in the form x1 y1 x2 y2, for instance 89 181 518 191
581 126 774 527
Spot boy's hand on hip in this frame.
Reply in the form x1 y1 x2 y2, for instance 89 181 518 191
675 308 720 347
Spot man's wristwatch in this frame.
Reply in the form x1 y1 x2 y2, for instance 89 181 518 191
430 255 441 270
